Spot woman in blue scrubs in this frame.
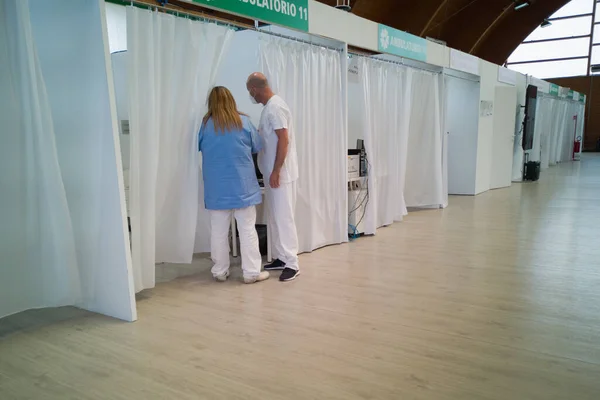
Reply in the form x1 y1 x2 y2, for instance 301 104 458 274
199 86 269 284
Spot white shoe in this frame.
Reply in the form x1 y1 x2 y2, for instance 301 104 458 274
244 271 270 284
214 271 230 282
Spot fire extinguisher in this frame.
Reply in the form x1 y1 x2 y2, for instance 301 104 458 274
573 136 582 161
572 115 580 161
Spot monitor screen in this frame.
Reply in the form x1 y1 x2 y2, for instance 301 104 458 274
522 85 537 151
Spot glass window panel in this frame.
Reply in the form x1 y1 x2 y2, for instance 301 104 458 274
507 37 590 63
550 0 593 19
596 6 600 22
594 24 600 43
507 59 588 79
525 16 591 41
591 45 600 64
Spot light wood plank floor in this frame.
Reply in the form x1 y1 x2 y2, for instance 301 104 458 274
2 156 600 399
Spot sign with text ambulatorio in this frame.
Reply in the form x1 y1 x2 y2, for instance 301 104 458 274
378 24 427 62
191 0 309 31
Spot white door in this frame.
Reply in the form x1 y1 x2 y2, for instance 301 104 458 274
444 75 480 195
491 86 518 189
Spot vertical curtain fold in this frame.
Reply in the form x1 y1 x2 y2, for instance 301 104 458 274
127 7 233 292
260 36 347 253
358 58 444 235
358 58 410 234
404 69 444 209
0 0 80 318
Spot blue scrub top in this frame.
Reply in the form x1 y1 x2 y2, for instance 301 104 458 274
199 115 263 210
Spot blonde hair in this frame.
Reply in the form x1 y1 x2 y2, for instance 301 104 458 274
202 86 245 134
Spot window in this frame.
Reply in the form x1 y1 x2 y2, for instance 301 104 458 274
524 16 591 42
594 24 600 44
591 46 600 64
550 0 593 18
506 0 597 78
508 37 590 63
508 59 589 79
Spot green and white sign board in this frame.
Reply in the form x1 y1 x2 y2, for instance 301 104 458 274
191 0 309 31
549 83 560 96
378 24 427 62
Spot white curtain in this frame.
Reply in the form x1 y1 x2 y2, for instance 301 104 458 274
404 69 444 208
127 7 233 292
546 98 574 166
260 36 347 253
535 95 553 168
0 0 81 318
357 57 411 235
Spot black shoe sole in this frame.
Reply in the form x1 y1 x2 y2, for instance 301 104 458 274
264 265 286 271
279 270 300 282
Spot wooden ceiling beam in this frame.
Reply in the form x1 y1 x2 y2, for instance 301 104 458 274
469 2 514 54
420 0 450 36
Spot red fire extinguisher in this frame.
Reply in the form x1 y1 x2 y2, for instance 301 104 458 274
572 115 581 161
573 137 582 160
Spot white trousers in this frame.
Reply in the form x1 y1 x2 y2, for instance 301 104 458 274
210 207 261 279
265 182 299 271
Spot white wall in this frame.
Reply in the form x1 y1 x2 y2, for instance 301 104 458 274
308 1 378 52
427 41 450 68
511 72 527 181
474 60 497 194
444 73 480 195
29 0 136 321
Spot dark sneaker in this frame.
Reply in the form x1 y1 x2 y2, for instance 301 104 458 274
264 259 286 271
279 268 300 282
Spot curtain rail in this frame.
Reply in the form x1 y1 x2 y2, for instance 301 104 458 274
349 52 442 74
258 30 343 52
106 0 342 51
105 0 246 30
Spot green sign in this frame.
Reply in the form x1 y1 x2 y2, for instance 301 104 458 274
378 24 427 62
191 0 309 31
580 94 586 103
567 89 575 99
549 83 560 96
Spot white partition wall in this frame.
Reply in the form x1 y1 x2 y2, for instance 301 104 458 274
490 86 518 189
404 69 445 208
535 94 556 168
444 73 480 195
0 0 136 321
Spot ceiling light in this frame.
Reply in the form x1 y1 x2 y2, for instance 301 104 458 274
541 19 552 28
514 1 530 11
335 0 351 12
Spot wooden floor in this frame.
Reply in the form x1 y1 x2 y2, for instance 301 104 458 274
2 156 600 399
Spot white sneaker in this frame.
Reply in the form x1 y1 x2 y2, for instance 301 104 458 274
214 271 230 282
244 271 270 284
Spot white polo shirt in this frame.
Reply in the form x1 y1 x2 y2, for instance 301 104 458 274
257 95 298 184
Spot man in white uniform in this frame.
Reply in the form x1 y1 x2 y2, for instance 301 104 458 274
246 72 300 282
